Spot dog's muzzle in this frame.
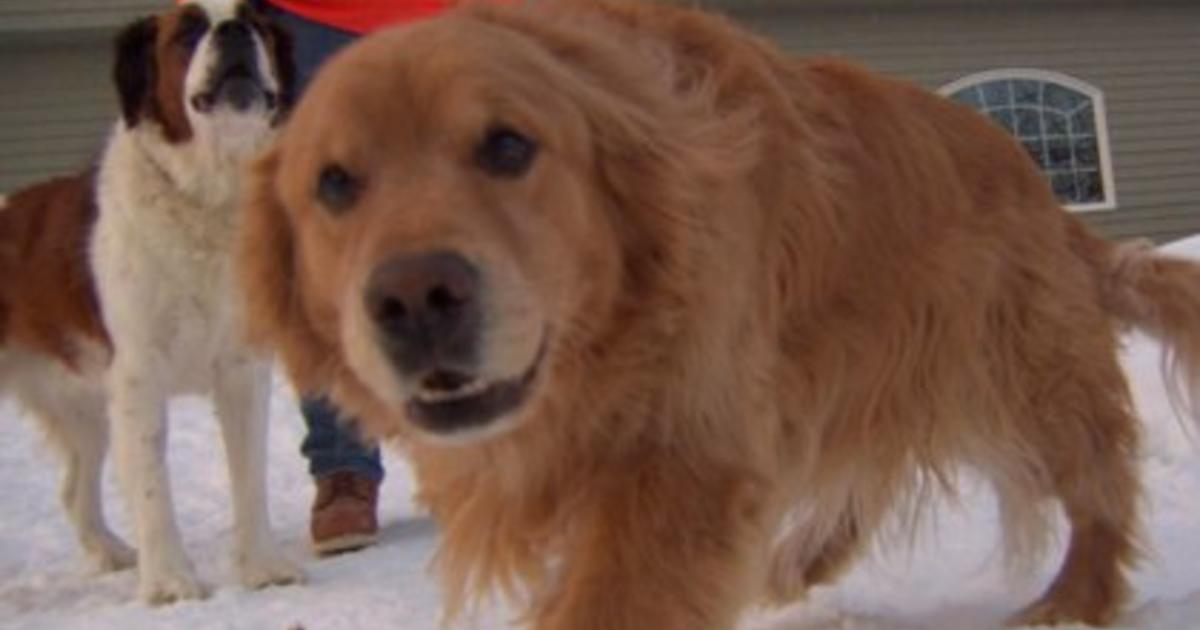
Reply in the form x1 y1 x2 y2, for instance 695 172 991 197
363 251 544 436
191 21 278 113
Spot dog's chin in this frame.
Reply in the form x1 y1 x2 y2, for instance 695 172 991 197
397 339 548 447
190 81 278 115
189 63 280 118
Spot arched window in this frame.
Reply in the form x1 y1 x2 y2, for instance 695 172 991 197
940 69 1116 212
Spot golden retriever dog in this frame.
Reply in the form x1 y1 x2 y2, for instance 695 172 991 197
236 0 1200 627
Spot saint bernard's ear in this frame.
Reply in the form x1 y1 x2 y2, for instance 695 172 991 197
113 16 159 129
256 14 298 121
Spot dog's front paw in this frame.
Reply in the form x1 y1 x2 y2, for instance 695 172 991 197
137 556 208 605
86 536 137 574
237 546 306 590
1008 595 1116 627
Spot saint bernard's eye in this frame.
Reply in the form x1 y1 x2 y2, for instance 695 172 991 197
316 163 361 214
475 125 538 178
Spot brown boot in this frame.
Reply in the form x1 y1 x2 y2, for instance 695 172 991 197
311 471 380 556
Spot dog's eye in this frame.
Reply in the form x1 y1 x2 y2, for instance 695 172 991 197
316 163 360 214
475 126 538 178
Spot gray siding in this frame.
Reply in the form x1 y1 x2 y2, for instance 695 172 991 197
0 31 117 192
1 1 1197 244
0 1 157 193
726 3 1200 243
0 1 162 33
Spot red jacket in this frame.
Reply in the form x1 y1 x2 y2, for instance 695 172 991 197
266 1 451 34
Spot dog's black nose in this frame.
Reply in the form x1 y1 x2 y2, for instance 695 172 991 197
214 20 254 54
364 251 482 374
215 20 252 42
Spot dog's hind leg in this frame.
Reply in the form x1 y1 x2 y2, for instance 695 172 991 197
50 404 137 572
1008 354 1140 627
213 355 304 590
18 374 136 572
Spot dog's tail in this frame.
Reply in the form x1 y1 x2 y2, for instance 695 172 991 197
1075 220 1200 422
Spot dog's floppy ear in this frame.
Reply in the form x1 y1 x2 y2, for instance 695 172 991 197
248 9 298 122
265 21 298 118
113 16 159 129
236 148 334 394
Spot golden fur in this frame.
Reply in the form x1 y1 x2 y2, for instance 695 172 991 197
237 1 1200 627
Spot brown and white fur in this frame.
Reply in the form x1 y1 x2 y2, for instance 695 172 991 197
0 0 301 604
238 0 1200 627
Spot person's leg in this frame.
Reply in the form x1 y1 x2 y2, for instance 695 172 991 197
299 397 384 484
301 398 385 554
258 1 384 554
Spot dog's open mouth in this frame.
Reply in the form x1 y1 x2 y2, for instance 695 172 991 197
404 339 547 437
191 66 278 113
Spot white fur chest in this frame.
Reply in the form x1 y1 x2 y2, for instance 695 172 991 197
92 123 260 391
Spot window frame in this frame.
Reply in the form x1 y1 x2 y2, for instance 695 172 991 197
939 68 1117 213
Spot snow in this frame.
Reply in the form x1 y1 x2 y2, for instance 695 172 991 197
4 237 1200 629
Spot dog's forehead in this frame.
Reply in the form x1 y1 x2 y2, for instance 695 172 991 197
293 25 470 128
282 16 586 169
307 19 544 116
180 0 241 24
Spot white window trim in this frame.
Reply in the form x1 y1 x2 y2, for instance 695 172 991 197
939 68 1117 213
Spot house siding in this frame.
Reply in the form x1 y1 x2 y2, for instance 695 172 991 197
0 32 117 192
1 2 1197 244
0 0 160 191
723 2 1200 243
0 1 162 32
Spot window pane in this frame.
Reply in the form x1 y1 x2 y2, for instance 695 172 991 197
1051 172 1078 201
1043 83 1083 111
1071 105 1096 135
1075 137 1099 167
941 72 1110 208
1077 170 1103 202
1013 80 1041 105
952 88 983 108
1015 108 1041 136
982 81 1011 107
989 109 1016 133
1044 111 1069 136
1022 140 1046 168
1047 138 1073 169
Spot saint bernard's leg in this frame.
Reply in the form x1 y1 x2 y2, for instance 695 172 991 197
20 375 136 572
213 354 305 589
108 354 207 604
53 401 137 572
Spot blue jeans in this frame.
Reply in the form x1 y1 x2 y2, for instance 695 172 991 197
262 2 383 482
299 397 384 483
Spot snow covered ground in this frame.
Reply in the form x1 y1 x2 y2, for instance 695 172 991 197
3 238 1200 630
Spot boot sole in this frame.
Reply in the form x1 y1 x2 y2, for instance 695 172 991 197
312 531 379 556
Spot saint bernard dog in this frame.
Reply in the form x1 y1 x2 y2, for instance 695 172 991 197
0 0 301 604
